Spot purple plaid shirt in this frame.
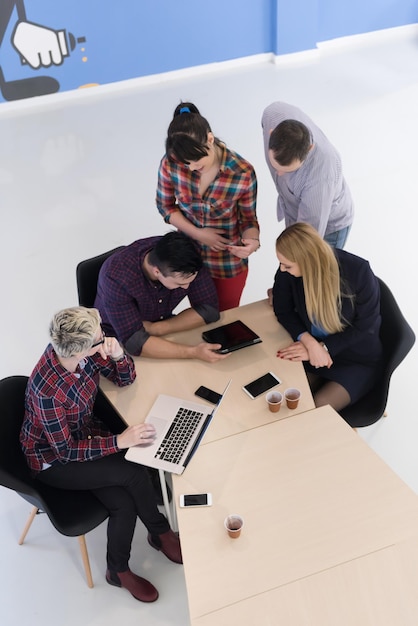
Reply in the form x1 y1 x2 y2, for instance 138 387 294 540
20 345 136 474
94 236 219 355
156 145 259 279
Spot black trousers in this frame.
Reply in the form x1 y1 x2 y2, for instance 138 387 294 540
37 452 169 572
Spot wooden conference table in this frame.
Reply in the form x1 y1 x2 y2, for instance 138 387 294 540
101 300 418 625
100 299 315 445
175 405 418 625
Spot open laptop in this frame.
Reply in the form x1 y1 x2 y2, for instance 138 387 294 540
202 319 262 354
125 380 231 475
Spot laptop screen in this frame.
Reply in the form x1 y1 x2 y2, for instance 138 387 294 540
183 379 231 468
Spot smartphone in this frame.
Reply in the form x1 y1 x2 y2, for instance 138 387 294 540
179 493 213 508
242 372 282 399
195 385 222 405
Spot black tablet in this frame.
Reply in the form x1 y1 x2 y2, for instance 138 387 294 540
202 320 262 354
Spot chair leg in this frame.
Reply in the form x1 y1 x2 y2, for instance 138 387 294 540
78 535 94 588
19 508 94 588
18 506 38 545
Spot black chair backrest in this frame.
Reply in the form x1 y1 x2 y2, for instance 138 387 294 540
377 277 415 374
0 375 109 536
339 277 415 427
76 246 124 307
0 376 39 498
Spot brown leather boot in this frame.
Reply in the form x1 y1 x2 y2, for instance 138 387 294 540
106 568 159 602
147 529 183 564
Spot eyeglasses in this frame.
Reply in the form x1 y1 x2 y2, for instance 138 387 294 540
91 330 105 348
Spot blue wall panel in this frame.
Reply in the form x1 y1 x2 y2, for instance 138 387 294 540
275 0 319 54
318 0 418 42
0 0 416 103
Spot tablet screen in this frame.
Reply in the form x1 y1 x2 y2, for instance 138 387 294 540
202 320 261 353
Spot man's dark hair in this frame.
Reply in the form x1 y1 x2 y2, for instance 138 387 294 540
268 119 311 166
148 231 203 276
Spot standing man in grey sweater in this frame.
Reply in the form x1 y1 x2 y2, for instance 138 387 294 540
262 101 354 249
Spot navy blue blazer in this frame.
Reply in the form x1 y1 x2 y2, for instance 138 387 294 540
273 248 382 365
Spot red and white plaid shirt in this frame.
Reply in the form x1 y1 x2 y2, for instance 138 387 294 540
156 145 259 279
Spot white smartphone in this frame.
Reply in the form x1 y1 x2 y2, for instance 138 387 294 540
179 493 213 508
242 371 282 399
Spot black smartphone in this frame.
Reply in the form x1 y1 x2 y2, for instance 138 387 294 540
242 372 281 399
195 385 222 405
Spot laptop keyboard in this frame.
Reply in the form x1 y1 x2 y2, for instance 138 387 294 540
154 407 205 464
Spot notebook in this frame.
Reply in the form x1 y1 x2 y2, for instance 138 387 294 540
125 380 231 475
202 319 262 354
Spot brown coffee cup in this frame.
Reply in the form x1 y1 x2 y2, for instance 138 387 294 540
266 391 283 413
224 514 244 538
284 388 301 409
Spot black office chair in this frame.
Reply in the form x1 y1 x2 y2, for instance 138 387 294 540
76 246 124 308
0 376 109 588
76 245 128 436
339 278 415 428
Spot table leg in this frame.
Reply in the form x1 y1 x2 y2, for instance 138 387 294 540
158 468 177 530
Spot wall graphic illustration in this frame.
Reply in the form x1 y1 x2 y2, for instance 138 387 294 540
0 0 87 101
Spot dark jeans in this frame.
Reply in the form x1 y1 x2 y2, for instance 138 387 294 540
37 452 169 572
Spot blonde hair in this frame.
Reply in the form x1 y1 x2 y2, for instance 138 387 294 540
275 223 345 334
49 307 101 358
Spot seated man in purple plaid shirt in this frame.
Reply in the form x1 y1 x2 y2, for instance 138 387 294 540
95 231 229 363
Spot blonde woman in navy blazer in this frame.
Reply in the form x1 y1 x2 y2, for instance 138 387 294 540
273 223 382 412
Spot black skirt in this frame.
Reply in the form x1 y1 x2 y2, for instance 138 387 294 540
304 356 382 404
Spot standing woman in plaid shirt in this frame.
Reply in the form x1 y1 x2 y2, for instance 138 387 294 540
156 102 260 311
20 307 182 603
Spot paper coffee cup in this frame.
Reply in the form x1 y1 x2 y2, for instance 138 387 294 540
284 388 301 409
266 391 283 413
224 514 244 538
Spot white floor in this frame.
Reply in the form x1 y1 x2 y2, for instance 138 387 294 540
1 27 418 625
